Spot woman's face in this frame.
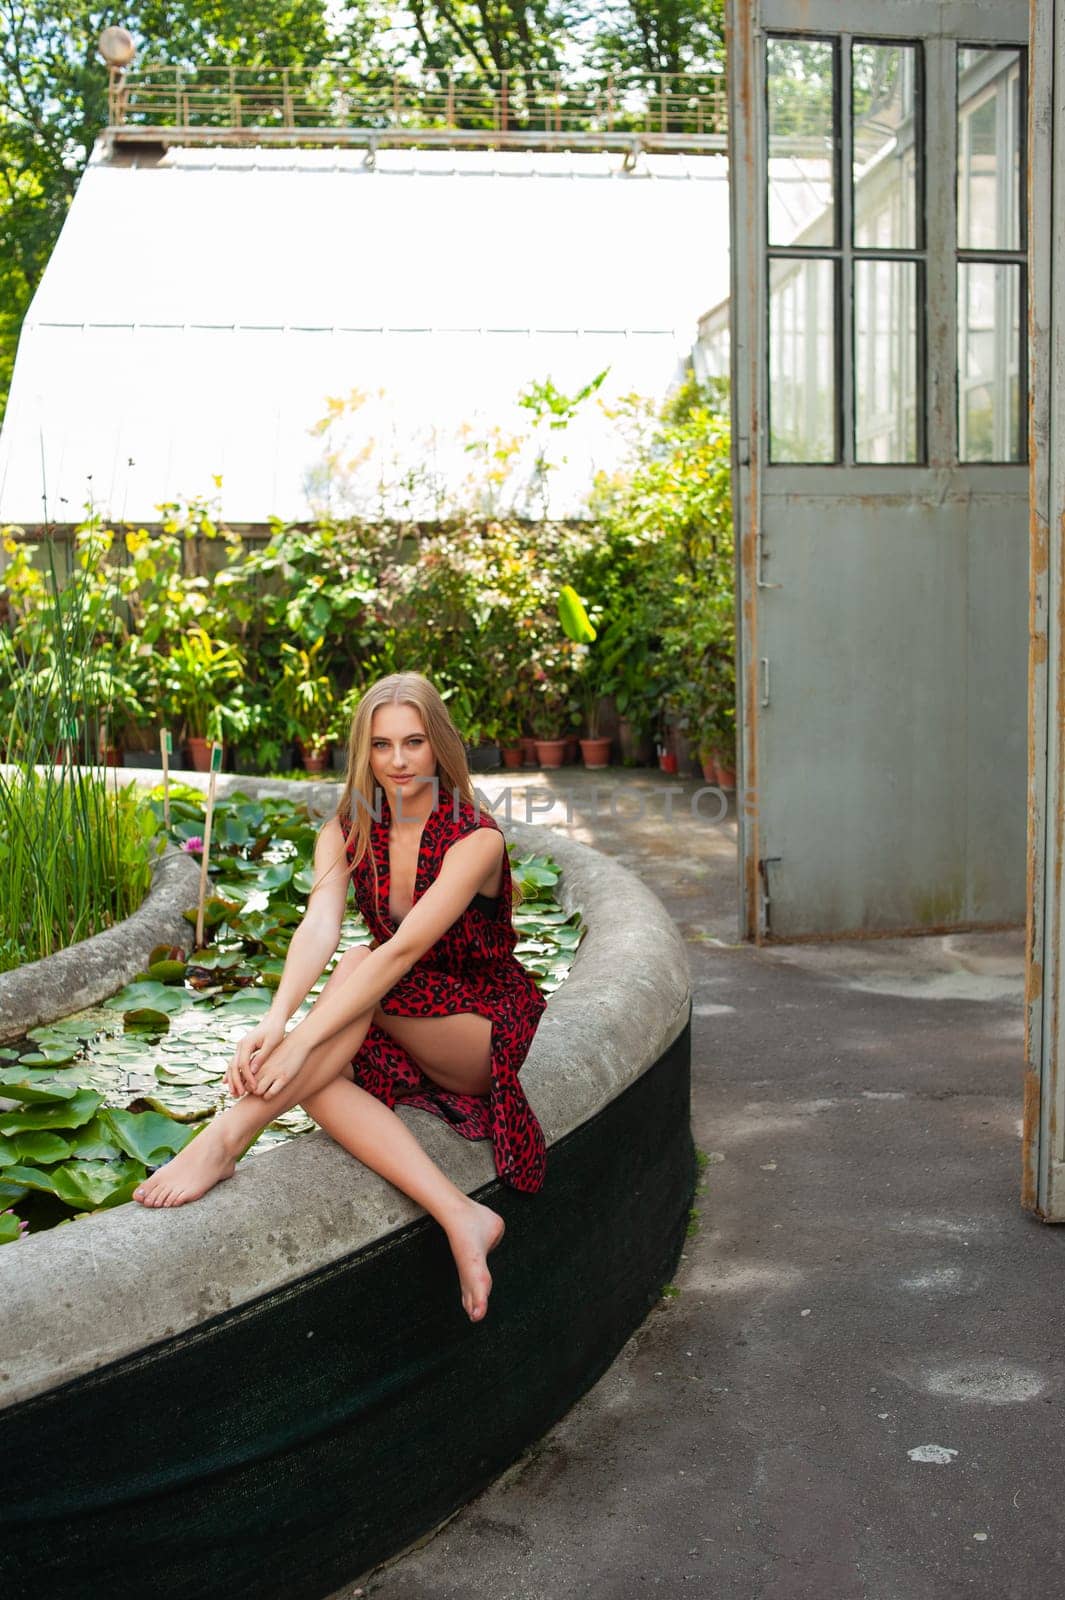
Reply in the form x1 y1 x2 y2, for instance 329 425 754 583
369 702 438 813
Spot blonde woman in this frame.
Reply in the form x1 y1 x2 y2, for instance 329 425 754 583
133 672 548 1323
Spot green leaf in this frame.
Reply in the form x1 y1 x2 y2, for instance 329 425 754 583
103 980 188 1014
102 1107 199 1165
18 1047 78 1067
146 960 188 983
0 1212 23 1244
0 1089 103 1134
0 1067 80 1103
2 1159 146 1209
187 947 245 971
123 1008 172 1032
558 584 597 644
67 1114 126 1161
12 1130 73 1164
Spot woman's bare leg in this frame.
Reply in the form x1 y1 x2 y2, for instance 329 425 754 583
131 950 505 1320
299 1074 504 1321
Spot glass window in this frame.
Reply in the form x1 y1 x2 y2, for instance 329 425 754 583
957 47 1022 251
855 261 920 462
852 43 919 249
958 261 1023 462
769 257 837 462
767 38 836 247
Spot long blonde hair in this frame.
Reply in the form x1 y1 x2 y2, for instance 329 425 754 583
312 671 498 911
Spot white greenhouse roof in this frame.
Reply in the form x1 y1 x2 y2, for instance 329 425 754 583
0 143 730 525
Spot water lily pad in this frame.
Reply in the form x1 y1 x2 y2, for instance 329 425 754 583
0 1211 24 1243
2 1158 146 1209
12 1130 74 1165
146 960 187 984
19 1047 79 1067
186 947 244 972
0 1089 103 1133
124 1008 172 1032
103 1107 199 1165
68 1115 125 1161
104 980 188 1015
0 1067 80 1103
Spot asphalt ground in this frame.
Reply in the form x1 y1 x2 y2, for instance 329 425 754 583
330 768 1057 1600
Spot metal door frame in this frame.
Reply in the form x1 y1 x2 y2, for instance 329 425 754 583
728 0 1030 944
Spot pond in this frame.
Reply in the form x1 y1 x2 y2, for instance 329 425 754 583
0 785 584 1241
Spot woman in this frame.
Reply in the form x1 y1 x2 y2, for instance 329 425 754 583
132 672 548 1323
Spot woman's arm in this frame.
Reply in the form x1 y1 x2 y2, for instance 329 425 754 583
256 827 504 1078
268 817 351 1021
226 816 351 1093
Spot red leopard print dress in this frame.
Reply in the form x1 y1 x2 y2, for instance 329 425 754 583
335 787 548 1194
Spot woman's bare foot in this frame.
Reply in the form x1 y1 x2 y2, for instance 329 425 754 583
444 1199 506 1323
132 1117 240 1208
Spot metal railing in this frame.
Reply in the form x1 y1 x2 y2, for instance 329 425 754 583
106 65 728 149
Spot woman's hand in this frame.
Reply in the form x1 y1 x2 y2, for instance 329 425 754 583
253 1033 309 1102
225 1013 287 1098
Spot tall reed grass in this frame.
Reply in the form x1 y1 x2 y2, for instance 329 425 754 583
0 532 162 973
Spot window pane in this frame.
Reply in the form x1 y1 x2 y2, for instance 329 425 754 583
769 257 837 462
852 43 918 249
957 47 1022 250
957 261 1023 461
855 260 919 462
767 37 836 247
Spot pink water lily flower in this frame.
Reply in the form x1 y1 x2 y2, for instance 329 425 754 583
181 836 205 854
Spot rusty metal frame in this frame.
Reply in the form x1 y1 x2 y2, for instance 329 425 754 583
726 0 765 939
104 65 729 154
1022 0 1058 1219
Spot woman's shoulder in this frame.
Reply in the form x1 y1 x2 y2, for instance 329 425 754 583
449 795 502 836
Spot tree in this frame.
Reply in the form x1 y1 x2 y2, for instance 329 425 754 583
583 0 725 78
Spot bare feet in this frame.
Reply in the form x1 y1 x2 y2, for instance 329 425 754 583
445 1199 506 1323
132 1118 239 1208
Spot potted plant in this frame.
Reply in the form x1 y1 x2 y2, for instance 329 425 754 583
329 685 363 772
558 585 612 769
232 700 288 776
277 637 336 773
708 702 737 789
162 625 246 771
499 713 525 769
530 678 569 768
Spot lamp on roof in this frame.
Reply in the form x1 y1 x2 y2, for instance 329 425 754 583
98 26 136 68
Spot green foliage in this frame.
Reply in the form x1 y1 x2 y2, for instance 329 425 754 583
0 530 164 971
587 0 725 77
584 365 734 756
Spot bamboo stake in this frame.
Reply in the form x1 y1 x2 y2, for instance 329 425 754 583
160 727 172 830
194 741 223 948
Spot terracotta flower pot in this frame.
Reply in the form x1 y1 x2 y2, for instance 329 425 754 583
535 738 566 769
520 736 539 768
298 741 330 774
579 736 612 769
185 737 213 772
713 757 736 790
700 757 717 783
501 746 524 770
